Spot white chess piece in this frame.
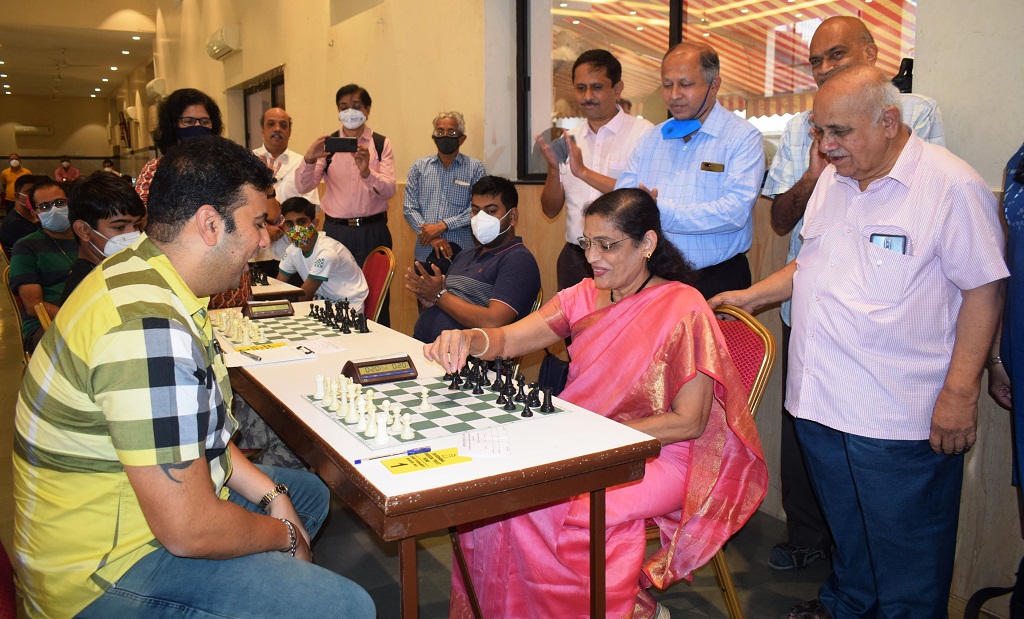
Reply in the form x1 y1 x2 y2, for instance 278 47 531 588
417 387 430 412
381 401 392 426
257 326 267 343
327 381 341 413
400 413 415 440
355 398 367 432
313 375 325 401
389 405 403 434
364 407 377 438
373 414 389 446
241 325 252 346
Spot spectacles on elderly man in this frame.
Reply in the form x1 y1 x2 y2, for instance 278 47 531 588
433 129 462 139
178 116 213 128
35 198 68 212
578 235 630 253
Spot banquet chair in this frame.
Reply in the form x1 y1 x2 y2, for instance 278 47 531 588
647 303 775 619
361 246 395 323
505 287 543 380
0 537 17 619
35 302 52 332
3 265 30 365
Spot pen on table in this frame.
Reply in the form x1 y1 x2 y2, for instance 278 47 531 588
354 447 431 464
238 349 262 362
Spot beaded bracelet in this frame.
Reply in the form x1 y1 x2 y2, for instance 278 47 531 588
469 328 490 357
278 518 297 557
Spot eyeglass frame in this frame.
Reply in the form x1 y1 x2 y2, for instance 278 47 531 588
577 235 631 253
178 116 214 128
432 128 463 139
35 198 69 212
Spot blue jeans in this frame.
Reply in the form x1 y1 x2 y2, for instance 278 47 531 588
795 419 963 618
77 465 375 619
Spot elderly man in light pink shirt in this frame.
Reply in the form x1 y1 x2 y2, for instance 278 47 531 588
711 65 1006 619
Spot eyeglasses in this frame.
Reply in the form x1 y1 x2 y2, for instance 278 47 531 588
338 102 365 111
35 198 68 212
269 214 285 226
178 116 213 128
578 236 630 253
433 129 462 139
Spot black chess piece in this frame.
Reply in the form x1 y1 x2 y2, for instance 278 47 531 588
472 380 484 395
496 389 508 405
521 402 533 418
540 388 555 413
502 388 517 411
448 374 461 390
460 363 471 377
491 357 505 391
514 375 527 402
360 312 370 333
527 383 541 408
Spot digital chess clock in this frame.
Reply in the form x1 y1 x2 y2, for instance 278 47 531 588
342 355 418 385
243 300 295 320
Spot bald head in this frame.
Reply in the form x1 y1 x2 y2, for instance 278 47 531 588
809 16 878 87
663 41 720 84
817 65 900 120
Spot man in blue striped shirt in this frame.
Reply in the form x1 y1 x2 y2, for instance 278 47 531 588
404 111 487 264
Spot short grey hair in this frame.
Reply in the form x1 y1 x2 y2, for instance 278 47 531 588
663 42 720 84
433 111 466 135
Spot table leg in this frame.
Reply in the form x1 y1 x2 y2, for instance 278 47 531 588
400 536 418 619
590 488 606 618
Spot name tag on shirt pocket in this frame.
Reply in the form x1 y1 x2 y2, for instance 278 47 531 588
454 180 471 186
700 161 725 173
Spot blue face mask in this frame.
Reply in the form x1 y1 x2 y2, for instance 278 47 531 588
175 125 213 141
38 205 71 233
661 82 714 140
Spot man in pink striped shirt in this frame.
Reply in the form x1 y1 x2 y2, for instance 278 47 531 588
712 66 1007 618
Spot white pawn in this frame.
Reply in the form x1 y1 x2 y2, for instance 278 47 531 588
258 326 267 343
417 387 430 412
313 375 325 401
373 413 390 446
400 413 415 440
241 325 252 346
389 405 403 434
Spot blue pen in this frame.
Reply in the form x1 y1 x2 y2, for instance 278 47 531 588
354 446 431 464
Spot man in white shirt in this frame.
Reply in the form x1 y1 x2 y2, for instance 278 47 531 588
252 108 321 264
537 49 652 290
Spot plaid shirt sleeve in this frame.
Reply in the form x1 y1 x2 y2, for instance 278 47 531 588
91 317 232 467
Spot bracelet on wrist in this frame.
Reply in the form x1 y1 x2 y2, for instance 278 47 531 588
469 328 490 357
987 356 1003 367
258 483 289 511
278 518 297 557
434 288 448 302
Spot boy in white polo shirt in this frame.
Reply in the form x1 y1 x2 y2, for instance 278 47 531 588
277 196 368 311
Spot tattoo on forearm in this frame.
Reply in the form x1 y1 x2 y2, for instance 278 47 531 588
159 462 190 483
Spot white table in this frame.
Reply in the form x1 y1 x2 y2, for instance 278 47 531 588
229 302 661 618
250 276 303 301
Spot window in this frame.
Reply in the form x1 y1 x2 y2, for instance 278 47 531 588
517 0 917 177
242 73 286 150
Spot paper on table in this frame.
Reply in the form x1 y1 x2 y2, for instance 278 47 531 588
225 345 318 367
458 427 511 458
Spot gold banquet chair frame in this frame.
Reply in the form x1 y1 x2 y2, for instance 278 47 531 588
3 265 31 365
646 303 775 619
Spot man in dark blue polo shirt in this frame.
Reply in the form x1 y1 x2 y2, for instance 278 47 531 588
407 175 540 343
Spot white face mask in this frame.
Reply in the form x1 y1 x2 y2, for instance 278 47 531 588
92 228 142 258
471 209 512 245
103 166 113 172
10 159 20 168
61 162 70 168
338 108 367 130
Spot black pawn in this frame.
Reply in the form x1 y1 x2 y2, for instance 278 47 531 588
443 371 454 381
503 392 517 411
448 374 461 390
521 402 533 417
514 375 527 402
496 389 508 405
472 380 484 395
540 388 555 413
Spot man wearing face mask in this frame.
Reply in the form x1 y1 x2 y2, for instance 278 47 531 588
616 42 765 300
407 175 540 344
276 196 368 309
9 177 77 353
403 111 486 266
55 155 81 183
60 171 146 304
1 174 41 259
2 153 33 215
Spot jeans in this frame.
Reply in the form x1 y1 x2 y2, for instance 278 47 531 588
795 419 963 618
77 466 375 619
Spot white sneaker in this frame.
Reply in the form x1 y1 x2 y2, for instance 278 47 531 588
655 603 671 619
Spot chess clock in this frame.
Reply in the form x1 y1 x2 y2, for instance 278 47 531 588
243 300 295 320
342 355 419 385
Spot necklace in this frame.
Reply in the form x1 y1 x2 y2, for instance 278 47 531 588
48 233 74 266
611 271 655 303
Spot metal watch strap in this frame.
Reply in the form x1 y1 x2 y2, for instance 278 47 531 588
259 483 289 511
434 288 448 302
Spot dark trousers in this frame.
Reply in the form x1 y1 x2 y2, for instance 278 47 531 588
693 252 751 300
322 218 392 327
796 419 964 618
780 324 833 551
1 199 13 217
556 242 592 291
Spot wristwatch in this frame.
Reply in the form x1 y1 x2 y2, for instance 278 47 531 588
259 483 290 511
434 288 448 302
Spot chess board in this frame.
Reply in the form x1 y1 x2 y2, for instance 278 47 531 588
213 310 358 350
302 376 565 450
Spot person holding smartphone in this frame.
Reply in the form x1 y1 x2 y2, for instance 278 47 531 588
296 84 396 325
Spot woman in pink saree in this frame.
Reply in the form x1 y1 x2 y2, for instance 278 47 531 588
424 188 768 618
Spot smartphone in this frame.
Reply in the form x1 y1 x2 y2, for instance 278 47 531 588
325 136 358 153
550 135 570 163
869 233 907 255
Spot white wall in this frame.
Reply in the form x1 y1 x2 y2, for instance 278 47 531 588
916 0 1024 189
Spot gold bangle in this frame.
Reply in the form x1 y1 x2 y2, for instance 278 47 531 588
469 328 490 357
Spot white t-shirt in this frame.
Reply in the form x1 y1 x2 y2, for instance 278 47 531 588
278 233 368 311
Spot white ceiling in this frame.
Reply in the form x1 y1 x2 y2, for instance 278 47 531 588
0 23 154 100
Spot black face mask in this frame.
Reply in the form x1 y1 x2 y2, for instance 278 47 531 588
175 125 213 141
434 136 460 155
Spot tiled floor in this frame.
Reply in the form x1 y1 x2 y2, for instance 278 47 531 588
0 280 845 619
